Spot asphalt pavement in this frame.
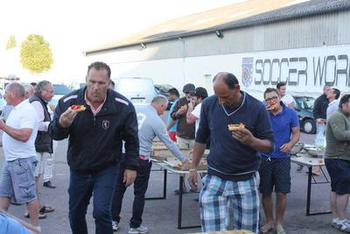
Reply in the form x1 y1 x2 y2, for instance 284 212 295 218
0 133 344 234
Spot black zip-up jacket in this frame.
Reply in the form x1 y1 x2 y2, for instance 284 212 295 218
48 88 139 174
313 94 329 120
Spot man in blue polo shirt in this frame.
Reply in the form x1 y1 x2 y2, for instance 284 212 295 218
188 72 274 233
259 88 300 234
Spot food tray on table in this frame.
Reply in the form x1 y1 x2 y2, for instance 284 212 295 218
303 145 325 158
291 142 304 155
151 141 209 160
162 158 208 171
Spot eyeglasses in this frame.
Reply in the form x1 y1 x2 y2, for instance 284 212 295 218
265 96 279 102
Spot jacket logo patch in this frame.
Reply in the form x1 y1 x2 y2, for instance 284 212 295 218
102 120 110 130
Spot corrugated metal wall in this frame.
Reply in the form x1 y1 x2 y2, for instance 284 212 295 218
88 10 350 62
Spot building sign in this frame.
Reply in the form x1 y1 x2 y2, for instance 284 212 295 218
241 45 350 93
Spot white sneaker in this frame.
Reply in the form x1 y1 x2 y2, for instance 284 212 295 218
112 220 119 232
339 219 350 233
331 218 342 229
128 224 149 234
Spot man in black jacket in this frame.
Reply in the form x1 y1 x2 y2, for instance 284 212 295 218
313 85 331 145
49 62 139 234
312 85 330 175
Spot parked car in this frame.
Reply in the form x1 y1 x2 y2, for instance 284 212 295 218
154 84 175 98
293 96 316 134
114 77 158 105
155 84 176 110
49 84 72 107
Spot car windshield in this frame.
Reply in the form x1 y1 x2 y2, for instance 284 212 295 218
295 96 315 110
155 84 173 93
53 84 71 95
117 78 154 93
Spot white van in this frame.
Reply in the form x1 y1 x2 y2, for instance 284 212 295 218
113 77 158 105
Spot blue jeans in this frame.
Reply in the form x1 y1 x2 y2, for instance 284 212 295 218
112 160 152 228
68 165 118 234
314 122 326 147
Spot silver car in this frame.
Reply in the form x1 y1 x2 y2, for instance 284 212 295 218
114 77 158 105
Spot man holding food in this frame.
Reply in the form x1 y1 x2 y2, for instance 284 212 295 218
49 62 139 234
112 95 188 233
188 72 274 233
259 88 300 234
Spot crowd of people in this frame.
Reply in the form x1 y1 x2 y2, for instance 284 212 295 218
0 61 349 234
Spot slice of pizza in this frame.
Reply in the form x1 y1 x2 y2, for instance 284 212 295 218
266 103 278 111
227 123 245 131
70 105 86 112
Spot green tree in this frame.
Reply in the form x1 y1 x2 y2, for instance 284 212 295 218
6 35 16 49
20 34 53 73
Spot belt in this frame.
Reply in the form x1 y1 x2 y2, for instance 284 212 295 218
230 172 255 181
139 155 150 162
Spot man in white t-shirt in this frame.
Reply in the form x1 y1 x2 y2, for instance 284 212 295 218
0 83 41 229
326 88 341 120
186 87 208 135
277 82 295 109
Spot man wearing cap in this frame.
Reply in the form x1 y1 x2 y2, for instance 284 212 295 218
170 83 196 149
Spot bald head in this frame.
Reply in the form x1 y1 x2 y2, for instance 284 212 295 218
213 72 241 107
6 83 25 98
5 82 26 105
213 72 239 90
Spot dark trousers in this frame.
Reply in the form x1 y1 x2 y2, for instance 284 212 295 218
68 165 118 234
112 160 152 228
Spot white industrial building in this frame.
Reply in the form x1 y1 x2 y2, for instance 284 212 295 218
85 0 350 99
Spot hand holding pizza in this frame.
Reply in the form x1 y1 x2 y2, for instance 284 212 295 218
59 105 86 128
232 128 254 145
229 123 254 145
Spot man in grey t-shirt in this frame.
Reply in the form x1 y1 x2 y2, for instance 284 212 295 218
112 95 188 233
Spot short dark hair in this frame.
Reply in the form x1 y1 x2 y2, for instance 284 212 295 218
264 87 279 99
194 87 208 99
87 62 111 78
168 88 179 97
213 72 239 90
276 82 286 90
339 94 350 108
332 88 341 99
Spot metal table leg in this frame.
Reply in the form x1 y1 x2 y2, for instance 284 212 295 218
177 175 201 229
306 166 312 215
306 166 332 216
146 169 167 200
